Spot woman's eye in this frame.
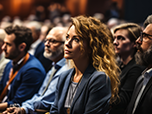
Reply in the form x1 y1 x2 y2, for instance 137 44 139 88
73 38 79 42
117 36 125 40
66 35 69 40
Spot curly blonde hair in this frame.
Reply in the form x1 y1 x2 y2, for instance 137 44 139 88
68 15 120 103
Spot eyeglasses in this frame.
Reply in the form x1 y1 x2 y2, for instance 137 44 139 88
140 32 152 42
44 39 64 44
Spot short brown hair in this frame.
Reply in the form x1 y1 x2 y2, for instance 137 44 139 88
5 25 33 53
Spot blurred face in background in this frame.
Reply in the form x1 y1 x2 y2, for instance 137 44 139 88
43 28 64 62
135 24 152 66
2 34 20 60
0 40 4 54
136 24 152 52
113 29 135 57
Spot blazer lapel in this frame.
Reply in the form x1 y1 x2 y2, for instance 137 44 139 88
126 75 143 113
70 64 96 110
132 76 144 100
60 69 74 108
137 77 152 106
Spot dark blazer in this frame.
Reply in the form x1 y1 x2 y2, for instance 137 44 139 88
125 72 152 114
50 64 111 114
110 58 145 114
0 54 46 106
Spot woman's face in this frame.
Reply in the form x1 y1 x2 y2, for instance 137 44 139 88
113 29 135 57
64 25 89 61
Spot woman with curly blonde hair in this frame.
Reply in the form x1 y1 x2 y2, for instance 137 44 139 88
50 15 120 114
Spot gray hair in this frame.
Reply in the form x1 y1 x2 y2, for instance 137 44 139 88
143 14 152 28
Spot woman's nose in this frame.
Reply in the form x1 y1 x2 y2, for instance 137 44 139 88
113 39 118 45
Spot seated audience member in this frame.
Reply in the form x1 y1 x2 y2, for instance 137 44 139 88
39 24 53 42
0 25 46 111
125 14 152 114
0 29 10 80
49 15 120 114
109 23 146 114
26 21 42 55
2 27 69 114
26 21 52 72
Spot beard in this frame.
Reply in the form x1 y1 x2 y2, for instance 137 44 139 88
43 45 64 60
135 45 152 67
5 48 21 60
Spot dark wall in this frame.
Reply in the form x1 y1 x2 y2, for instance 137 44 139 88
86 0 111 15
124 0 152 23
0 0 52 21
0 0 113 21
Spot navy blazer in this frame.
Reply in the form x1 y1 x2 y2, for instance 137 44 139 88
50 64 111 114
0 54 46 106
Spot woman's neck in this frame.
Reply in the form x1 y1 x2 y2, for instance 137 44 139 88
121 55 133 65
72 58 90 83
120 49 135 65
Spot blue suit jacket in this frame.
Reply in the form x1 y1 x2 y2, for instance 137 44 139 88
50 64 111 114
22 58 69 113
0 54 46 106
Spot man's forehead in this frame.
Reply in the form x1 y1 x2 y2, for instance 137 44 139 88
46 33 56 39
46 30 62 40
46 32 59 40
5 34 15 40
144 24 152 35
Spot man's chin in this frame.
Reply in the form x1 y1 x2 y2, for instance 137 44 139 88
135 51 144 66
135 46 152 67
4 55 9 59
44 52 53 60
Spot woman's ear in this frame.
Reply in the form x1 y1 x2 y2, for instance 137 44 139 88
18 42 26 52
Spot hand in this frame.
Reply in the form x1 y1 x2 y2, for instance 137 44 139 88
2 107 21 114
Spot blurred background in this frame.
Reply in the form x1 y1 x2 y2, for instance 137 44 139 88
0 0 152 25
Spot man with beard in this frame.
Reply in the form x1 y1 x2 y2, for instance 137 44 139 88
0 25 46 111
125 15 152 114
26 21 52 73
3 26 69 114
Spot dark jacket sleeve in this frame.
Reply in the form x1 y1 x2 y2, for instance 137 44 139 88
110 65 145 114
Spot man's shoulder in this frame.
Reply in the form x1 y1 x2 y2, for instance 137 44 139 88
26 54 43 66
22 54 45 72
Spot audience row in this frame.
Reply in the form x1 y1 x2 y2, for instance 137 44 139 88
0 14 152 114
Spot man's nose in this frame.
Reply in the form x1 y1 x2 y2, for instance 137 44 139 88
136 37 142 44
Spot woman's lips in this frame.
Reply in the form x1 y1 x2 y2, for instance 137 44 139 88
64 49 71 54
